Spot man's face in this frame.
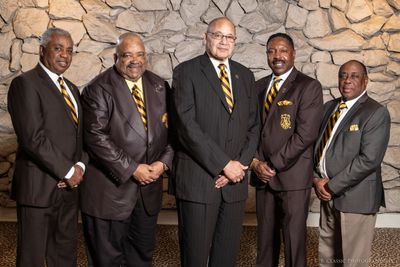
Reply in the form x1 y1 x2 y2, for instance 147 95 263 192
338 61 368 101
204 19 236 61
267 37 295 76
40 33 73 75
114 36 147 82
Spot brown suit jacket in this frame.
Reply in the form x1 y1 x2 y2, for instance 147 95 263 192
80 66 173 220
8 64 88 207
251 68 323 191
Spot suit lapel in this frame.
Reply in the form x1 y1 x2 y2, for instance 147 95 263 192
330 93 368 142
35 65 78 128
142 72 162 145
229 60 241 115
108 67 147 140
200 54 231 114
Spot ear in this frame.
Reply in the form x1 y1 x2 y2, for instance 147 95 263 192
202 32 207 45
113 53 117 64
39 45 45 57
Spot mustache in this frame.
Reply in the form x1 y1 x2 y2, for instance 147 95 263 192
127 63 143 68
272 59 285 65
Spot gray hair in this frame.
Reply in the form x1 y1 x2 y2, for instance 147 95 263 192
40 28 72 47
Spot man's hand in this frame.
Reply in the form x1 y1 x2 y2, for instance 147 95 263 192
63 164 84 189
149 161 165 178
313 177 332 201
251 159 275 183
133 164 159 185
215 175 229 188
223 160 248 183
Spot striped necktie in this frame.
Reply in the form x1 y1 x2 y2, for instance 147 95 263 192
57 77 78 126
218 64 234 113
264 76 281 118
131 84 147 130
315 103 347 166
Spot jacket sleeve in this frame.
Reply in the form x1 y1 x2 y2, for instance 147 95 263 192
81 83 137 184
8 76 74 179
328 106 390 196
170 64 231 177
269 79 324 172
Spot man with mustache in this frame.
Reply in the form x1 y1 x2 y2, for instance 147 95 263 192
8 28 88 267
80 33 173 267
170 17 259 267
313 60 390 267
251 33 323 267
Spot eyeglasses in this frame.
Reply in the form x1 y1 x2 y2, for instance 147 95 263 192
207 32 237 43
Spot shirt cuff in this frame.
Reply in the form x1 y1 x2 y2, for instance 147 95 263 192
64 162 86 179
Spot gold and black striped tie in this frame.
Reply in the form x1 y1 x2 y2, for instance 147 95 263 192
315 103 347 166
58 77 78 126
264 76 281 118
132 84 147 130
218 64 234 113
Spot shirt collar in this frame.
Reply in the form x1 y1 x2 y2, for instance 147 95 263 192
341 90 367 110
39 61 63 83
209 56 230 72
272 67 293 83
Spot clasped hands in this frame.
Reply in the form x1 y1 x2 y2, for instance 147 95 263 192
57 164 84 189
215 160 248 189
133 161 165 185
251 159 276 183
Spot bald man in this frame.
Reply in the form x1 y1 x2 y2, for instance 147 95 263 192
170 17 259 267
80 33 173 267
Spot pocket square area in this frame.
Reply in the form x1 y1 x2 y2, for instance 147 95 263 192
277 100 293 106
349 124 359 131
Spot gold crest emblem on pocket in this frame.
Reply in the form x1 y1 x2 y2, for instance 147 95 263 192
280 114 291 130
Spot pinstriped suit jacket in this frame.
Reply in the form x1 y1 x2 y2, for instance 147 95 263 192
169 53 260 204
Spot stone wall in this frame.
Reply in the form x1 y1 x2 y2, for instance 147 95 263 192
0 0 399 212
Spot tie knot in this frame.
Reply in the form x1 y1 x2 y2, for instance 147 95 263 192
339 103 347 110
218 64 226 71
273 76 282 83
58 77 64 86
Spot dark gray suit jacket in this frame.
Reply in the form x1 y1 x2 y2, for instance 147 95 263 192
8 64 88 207
80 67 173 220
251 68 323 191
315 93 390 214
169 53 259 204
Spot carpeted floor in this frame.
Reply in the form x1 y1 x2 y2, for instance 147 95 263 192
1 222 400 266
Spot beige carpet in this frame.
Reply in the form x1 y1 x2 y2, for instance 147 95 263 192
1 222 400 266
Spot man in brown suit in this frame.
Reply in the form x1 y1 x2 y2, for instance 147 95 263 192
251 33 323 267
80 33 173 267
8 28 87 267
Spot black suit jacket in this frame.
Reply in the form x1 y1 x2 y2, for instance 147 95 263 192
169 54 259 204
8 64 88 207
315 93 390 213
251 68 323 191
80 67 173 220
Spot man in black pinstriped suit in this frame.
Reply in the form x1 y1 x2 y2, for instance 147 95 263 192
169 17 259 267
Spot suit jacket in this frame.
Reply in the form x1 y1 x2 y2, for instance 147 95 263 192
315 93 390 214
80 66 173 220
8 64 88 207
169 53 260 204
251 68 323 191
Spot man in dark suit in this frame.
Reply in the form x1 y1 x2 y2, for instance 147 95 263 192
313 60 390 267
251 33 323 267
80 33 173 267
8 28 87 267
169 17 259 267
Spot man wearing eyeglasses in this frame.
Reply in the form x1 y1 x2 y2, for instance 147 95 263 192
79 33 173 267
169 17 259 267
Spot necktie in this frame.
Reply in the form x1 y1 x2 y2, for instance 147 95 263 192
131 84 147 130
315 103 347 166
57 77 78 126
218 64 234 113
264 76 281 118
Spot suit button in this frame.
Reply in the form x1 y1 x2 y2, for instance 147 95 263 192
148 143 152 148
262 133 266 138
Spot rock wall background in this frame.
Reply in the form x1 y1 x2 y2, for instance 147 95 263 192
0 0 399 213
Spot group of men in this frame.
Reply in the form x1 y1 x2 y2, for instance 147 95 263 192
8 16 390 267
